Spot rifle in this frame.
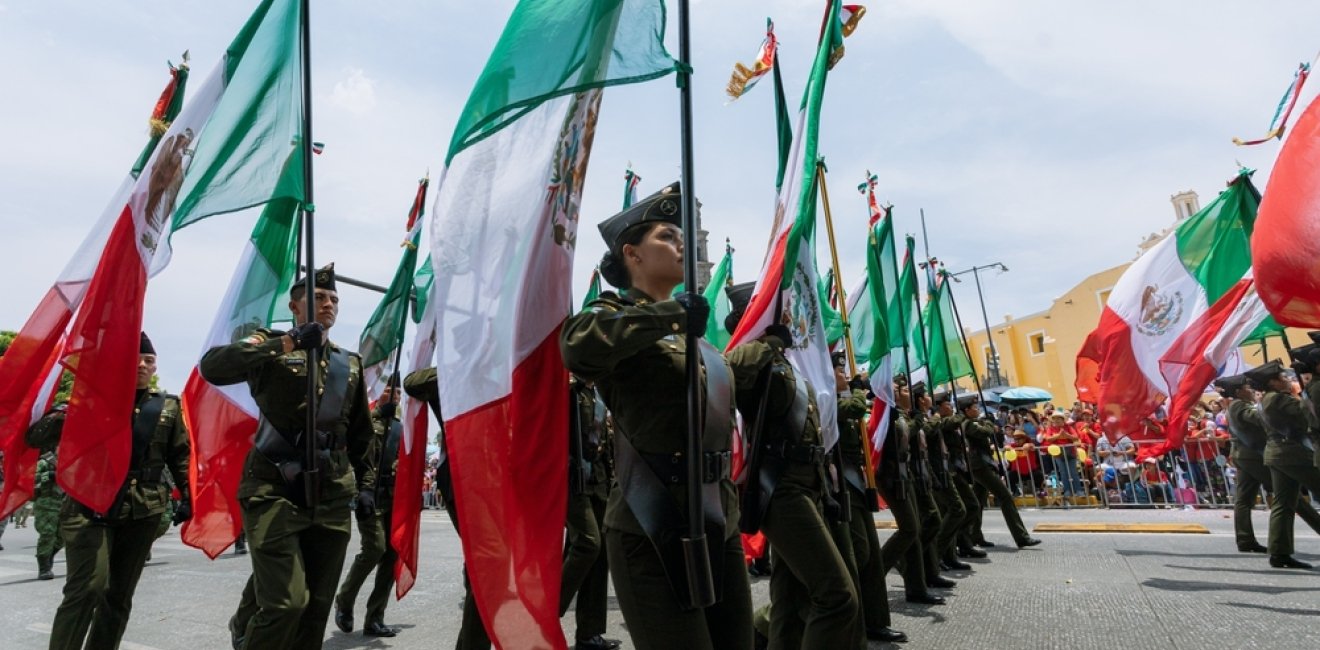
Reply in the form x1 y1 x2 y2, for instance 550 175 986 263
737 361 775 534
567 385 588 496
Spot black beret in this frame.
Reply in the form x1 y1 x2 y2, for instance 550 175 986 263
1212 373 1248 396
956 395 980 411
140 332 156 355
726 281 755 315
292 263 337 296
1244 360 1285 391
597 181 683 253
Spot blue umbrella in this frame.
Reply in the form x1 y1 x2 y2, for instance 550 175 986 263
999 386 1053 405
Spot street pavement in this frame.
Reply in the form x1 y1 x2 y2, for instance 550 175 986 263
0 506 1316 649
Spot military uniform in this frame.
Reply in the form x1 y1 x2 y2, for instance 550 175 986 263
334 400 403 636
559 380 618 649
878 410 937 602
403 367 490 650
936 409 985 555
39 378 190 650
200 275 376 650
963 406 1034 547
33 451 65 579
562 287 752 650
920 408 968 568
1254 361 1320 565
836 388 897 641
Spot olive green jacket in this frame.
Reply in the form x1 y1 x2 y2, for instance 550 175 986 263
561 289 741 538
1226 399 1267 460
27 390 189 521
1261 389 1313 467
962 417 998 471
199 329 374 503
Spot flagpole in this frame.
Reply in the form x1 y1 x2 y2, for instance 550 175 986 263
675 0 716 609
297 0 321 509
817 160 879 501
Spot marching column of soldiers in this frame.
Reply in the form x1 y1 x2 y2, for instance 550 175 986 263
18 183 1318 650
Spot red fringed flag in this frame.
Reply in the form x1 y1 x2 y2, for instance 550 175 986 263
424 2 676 647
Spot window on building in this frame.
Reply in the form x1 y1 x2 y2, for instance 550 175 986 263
1029 331 1046 356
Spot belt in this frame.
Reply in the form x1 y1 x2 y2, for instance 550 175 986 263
639 450 732 486
764 441 826 465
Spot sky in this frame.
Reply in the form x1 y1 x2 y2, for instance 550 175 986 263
2 0 1319 390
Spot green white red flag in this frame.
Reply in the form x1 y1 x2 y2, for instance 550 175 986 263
420 2 675 646
0 0 303 516
359 177 430 397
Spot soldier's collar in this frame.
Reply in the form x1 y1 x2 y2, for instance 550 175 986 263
623 288 661 305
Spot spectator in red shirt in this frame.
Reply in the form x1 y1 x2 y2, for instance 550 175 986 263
1040 413 1084 497
1006 430 1044 498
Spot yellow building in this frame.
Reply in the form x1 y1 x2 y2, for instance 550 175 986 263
962 190 1310 407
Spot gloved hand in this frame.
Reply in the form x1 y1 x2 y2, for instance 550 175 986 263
378 401 397 421
286 322 325 351
355 489 376 518
171 499 192 526
675 293 710 338
764 323 793 349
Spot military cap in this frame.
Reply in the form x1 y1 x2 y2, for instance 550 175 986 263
1244 360 1285 391
1212 373 1248 396
1288 343 1320 373
1309 331 1320 345
726 281 755 314
291 263 337 297
956 394 979 411
932 391 951 405
386 371 402 389
893 374 909 388
140 332 156 355
597 181 683 254
831 350 846 369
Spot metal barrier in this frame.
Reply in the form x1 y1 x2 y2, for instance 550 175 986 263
988 431 1240 510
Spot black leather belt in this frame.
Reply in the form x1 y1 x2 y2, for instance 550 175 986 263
126 467 164 482
640 450 732 485
763 441 826 465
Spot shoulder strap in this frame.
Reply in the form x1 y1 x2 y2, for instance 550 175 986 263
316 347 352 429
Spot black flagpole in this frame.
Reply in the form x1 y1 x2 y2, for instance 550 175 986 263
298 0 320 509
676 0 715 609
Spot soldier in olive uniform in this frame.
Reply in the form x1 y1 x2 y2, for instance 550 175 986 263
200 264 377 649
878 380 945 606
561 184 752 650
961 396 1040 548
37 333 191 650
724 280 856 649
1253 359 1320 568
933 394 988 559
33 449 65 580
403 367 492 650
334 377 405 638
560 377 622 650
1218 371 1320 554
832 357 906 644
1297 333 1320 468
916 386 969 573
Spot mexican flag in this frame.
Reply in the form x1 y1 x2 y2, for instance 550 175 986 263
0 60 190 519
862 213 897 452
425 2 675 647
1077 170 1272 440
728 0 854 451
393 276 439 599
924 273 973 389
359 177 430 398
1152 274 1269 460
181 188 300 558
0 0 303 514
1253 93 1320 327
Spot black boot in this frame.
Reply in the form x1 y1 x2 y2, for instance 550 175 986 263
1270 555 1313 569
37 554 54 580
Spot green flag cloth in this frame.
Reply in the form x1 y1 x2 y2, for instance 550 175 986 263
926 274 973 387
820 268 843 347
896 235 928 374
580 269 602 311
704 249 734 350
170 0 307 231
412 255 433 324
359 179 429 393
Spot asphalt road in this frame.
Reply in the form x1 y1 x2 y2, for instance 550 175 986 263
1 506 1317 649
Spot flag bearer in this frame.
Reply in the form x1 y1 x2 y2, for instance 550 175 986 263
1253 360 1320 568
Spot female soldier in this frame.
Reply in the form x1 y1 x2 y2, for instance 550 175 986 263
560 182 752 650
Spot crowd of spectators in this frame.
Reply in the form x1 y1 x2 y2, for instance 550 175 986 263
982 399 1235 509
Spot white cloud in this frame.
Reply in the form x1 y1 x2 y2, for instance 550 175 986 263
329 67 377 114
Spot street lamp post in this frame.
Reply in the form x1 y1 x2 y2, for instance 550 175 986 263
950 262 1009 387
